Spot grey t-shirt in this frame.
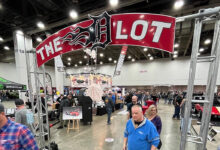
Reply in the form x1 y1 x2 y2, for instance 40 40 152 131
15 108 33 130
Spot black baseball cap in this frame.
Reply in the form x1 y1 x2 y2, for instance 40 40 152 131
0 104 4 113
15 99 24 106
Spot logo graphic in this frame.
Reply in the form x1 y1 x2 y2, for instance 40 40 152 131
61 11 111 51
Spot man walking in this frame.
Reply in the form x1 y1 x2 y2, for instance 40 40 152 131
123 105 160 150
105 93 114 125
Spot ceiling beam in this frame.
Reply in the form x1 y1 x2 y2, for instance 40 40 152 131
184 20 194 56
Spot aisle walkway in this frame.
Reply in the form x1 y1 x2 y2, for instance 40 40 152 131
2 100 196 150
50 101 196 150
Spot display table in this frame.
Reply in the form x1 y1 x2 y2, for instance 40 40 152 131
96 106 106 116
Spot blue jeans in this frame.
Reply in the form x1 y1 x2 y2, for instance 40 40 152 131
106 108 112 124
173 106 180 119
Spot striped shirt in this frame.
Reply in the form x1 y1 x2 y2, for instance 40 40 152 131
0 119 38 150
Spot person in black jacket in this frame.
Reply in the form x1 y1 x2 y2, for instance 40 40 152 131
57 97 70 129
105 93 114 125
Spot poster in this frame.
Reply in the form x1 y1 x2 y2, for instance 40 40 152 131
63 106 82 120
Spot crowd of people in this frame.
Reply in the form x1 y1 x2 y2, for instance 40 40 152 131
0 88 206 150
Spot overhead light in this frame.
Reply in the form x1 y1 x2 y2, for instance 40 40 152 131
67 57 71 61
204 39 211 45
131 58 135 62
150 56 154 60
143 48 148 52
37 21 45 29
67 62 71 65
148 54 151 57
0 3 2 10
174 51 178 55
100 53 104 57
75 64 78 67
114 60 117 63
36 37 42 42
69 10 78 20
197 53 201 56
79 61 82 64
4 46 9 50
100 61 103 65
16 30 23 35
174 0 184 10
108 57 112 61
174 43 179 48
199 48 204 52
173 54 178 58
128 56 131 59
109 0 118 7
0 37 3 42
84 55 88 59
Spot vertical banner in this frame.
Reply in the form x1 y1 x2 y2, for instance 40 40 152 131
114 46 128 76
54 56 64 94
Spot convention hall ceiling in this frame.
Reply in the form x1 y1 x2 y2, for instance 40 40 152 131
0 0 219 67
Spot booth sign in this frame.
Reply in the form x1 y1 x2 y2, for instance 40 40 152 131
36 12 176 67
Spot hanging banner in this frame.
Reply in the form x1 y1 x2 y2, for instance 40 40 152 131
114 46 128 76
36 12 176 67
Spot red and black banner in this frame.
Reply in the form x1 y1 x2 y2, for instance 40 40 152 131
36 12 176 67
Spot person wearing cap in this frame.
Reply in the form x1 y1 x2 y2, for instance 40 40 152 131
0 104 39 150
15 99 34 131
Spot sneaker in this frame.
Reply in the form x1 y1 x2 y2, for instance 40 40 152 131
57 126 63 129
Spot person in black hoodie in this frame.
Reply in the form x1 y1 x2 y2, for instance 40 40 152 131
57 96 70 129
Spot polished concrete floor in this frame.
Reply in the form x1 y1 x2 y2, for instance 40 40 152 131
2 100 198 150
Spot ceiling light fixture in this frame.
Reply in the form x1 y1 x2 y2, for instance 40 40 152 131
0 37 3 42
143 48 148 52
148 54 151 57
150 56 154 60
100 61 103 64
109 0 118 7
108 57 112 61
4 46 9 50
36 37 42 42
37 21 45 29
204 39 211 45
173 54 178 58
131 58 135 62
68 62 71 65
79 61 82 64
199 48 204 52
114 60 117 63
197 53 201 56
84 55 88 59
67 57 71 61
174 0 184 10
16 30 23 35
174 43 179 48
100 53 104 57
174 51 178 55
69 10 78 20
128 56 131 59
75 64 78 67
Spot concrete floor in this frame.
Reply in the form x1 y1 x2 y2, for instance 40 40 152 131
2 100 197 150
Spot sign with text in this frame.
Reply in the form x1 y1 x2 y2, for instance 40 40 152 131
63 106 82 120
36 12 176 67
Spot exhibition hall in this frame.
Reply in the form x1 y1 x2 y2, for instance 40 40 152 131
1 0 220 150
